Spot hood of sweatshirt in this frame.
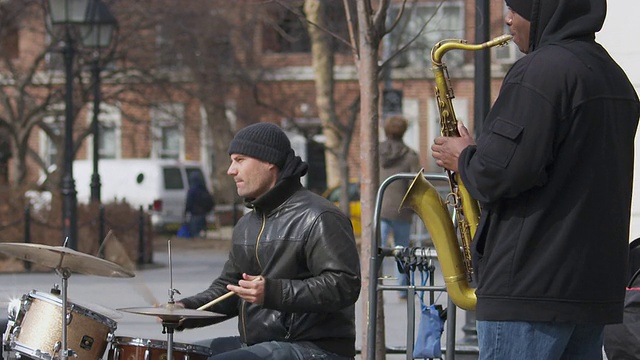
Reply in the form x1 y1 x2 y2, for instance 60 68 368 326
380 140 410 169
529 0 606 52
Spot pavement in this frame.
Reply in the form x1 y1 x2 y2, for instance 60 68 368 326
0 227 479 360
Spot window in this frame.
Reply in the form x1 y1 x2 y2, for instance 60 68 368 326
44 28 65 71
262 3 310 53
163 167 184 190
86 103 121 160
44 125 61 168
151 103 184 160
160 126 180 159
386 2 465 68
99 123 116 159
0 3 19 59
156 24 184 69
40 107 65 170
261 1 352 54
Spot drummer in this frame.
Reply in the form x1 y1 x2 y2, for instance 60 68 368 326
176 123 361 360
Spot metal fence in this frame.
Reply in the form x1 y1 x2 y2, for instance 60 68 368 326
367 172 479 360
0 204 153 271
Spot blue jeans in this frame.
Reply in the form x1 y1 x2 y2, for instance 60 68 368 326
199 336 353 360
477 320 604 360
188 214 206 238
380 219 412 289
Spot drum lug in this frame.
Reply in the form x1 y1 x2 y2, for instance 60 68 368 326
10 325 21 339
36 348 53 360
20 297 31 312
144 348 151 360
66 312 73 325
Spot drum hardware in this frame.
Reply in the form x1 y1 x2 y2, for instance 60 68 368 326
118 241 220 360
0 240 134 360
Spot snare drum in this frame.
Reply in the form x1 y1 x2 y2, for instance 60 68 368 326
109 337 211 360
5 290 117 360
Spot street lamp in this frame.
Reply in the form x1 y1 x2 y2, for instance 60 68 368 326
79 0 117 203
46 0 93 251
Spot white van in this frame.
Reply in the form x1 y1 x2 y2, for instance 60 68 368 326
73 159 212 231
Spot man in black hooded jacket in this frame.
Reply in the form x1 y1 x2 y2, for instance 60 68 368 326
432 0 640 358
177 123 361 360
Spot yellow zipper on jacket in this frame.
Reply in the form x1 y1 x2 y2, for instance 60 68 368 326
241 212 266 342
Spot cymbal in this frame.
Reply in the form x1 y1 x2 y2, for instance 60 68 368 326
0 243 135 278
118 304 223 321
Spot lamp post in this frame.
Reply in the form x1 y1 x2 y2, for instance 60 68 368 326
79 0 117 203
47 0 93 250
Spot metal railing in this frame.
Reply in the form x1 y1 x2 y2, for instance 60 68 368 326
0 204 152 269
367 172 465 360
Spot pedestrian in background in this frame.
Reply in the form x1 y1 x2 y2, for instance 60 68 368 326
184 172 214 238
379 115 421 299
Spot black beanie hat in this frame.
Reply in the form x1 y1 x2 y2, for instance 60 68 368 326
505 0 532 21
228 123 292 169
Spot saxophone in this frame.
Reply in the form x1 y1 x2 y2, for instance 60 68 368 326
400 34 512 311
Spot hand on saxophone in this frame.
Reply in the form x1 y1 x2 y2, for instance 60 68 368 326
432 121 475 172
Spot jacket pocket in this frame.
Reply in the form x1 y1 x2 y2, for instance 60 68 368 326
482 117 523 168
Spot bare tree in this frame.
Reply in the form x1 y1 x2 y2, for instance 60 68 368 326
137 0 259 204
345 0 397 358
303 0 359 215
0 0 80 188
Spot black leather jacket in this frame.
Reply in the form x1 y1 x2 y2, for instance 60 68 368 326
179 179 361 357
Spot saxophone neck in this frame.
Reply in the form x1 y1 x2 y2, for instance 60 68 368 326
431 34 513 66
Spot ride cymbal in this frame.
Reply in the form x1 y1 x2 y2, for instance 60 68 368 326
0 243 135 278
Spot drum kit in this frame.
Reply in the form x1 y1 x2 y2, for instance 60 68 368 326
0 241 222 360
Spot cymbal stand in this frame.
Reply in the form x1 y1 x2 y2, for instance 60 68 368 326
163 240 180 360
54 265 72 360
161 318 179 360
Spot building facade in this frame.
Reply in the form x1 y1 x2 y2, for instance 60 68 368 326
0 0 517 202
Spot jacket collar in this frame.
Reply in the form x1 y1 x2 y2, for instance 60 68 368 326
245 177 302 214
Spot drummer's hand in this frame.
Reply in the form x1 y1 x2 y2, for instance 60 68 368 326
227 273 265 305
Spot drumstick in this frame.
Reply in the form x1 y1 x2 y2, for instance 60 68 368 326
196 276 263 311
196 291 235 310
175 276 262 327
175 288 234 327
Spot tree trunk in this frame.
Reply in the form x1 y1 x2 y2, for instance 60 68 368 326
355 1 386 358
203 102 236 206
304 0 342 190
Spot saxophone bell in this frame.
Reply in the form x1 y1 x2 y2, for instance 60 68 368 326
400 169 476 311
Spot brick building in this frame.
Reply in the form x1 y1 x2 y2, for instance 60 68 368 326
0 0 518 201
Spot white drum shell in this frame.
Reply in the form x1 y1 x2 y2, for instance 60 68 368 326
7 290 117 360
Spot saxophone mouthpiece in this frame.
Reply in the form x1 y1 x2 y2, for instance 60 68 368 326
490 34 513 47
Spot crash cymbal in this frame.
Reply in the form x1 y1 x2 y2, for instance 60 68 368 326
0 243 135 278
118 304 223 321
